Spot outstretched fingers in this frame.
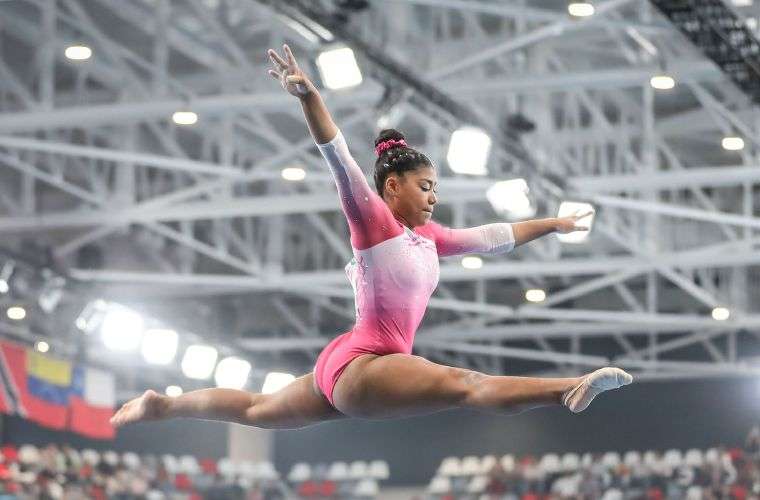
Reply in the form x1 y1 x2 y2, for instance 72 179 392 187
283 44 297 66
267 49 288 70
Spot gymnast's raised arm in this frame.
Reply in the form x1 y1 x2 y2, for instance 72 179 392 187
266 45 397 249
266 44 336 144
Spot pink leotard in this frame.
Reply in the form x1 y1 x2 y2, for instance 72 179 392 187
312 130 516 407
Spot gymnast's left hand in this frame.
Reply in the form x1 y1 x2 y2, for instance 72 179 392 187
554 209 594 234
266 44 315 98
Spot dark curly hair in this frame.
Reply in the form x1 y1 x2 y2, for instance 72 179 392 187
373 129 434 198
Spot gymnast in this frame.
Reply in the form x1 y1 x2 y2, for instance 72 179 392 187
111 45 631 430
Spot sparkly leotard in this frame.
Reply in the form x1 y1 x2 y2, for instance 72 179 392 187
313 130 516 406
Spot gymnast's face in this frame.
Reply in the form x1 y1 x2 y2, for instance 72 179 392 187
383 165 438 228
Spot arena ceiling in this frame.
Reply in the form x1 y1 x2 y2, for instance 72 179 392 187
1 0 759 396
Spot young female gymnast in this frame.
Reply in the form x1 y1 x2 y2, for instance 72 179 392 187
111 45 631 430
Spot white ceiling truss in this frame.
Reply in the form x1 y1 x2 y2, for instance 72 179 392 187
1 0 760 390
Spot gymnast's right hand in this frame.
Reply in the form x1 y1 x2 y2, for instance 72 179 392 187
110 389 170 428
267 44 314 98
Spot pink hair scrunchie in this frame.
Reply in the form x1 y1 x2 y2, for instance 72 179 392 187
374 138 407 157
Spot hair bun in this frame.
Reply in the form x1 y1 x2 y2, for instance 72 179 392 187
374 128 406 147
374 129 408 158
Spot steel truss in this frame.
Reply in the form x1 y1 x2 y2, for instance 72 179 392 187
0 0 759 391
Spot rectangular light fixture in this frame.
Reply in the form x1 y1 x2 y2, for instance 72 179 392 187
181 345 218 380
317 47 363 90
486 178 536 220
447 126 491 176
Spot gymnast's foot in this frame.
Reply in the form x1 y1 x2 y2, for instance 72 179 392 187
562 367 633 413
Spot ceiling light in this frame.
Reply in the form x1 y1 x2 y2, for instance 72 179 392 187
525 289 546 303
317 47 362 90
712 307 730 321
281 167 306 181
65 45 92 61
100 305 144 352
214 357 252 389
447 126 491 176
7 306 25 321
650 75 675 90
172 111 198 125
261 372 295 394
722 136 745 151
141 329 179 365
486 178 536 220
165 385 183 397
181 345 218 380
461 256 483 270
568 2 595 17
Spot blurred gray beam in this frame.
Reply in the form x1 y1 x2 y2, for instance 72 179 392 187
433 0 641 79
0 136 244 177
571 165 760 193
388 0 668 33
423 321 739 342
68 239 760 287
590 194 760 230
415 340 609 366
0 90 380 132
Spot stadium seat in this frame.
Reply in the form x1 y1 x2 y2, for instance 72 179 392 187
704 448 720 465
685 449 704 467
686 485 703 500
539 453 561 474
297 480 319 497
0 445 18 463
288 462 312 482
199 457 217 475
561 453 580 472
354 478 379 497
643 450 660 468
102 450 120 466
257 461 279 480
428 475 451 494
438 456 462 476
623 451 641 467
122 451 141 470
664 449 683 468
349 460 370 479
217 457 236 478
318 480 337 497
18 445 39 465
161 454 180 474
602 488 624 500
460 455 481 475
178 455 200 475
237 460 256 478
81 448 100 466
327 461 350 481
467 475 489 494
369 459 390 480
500 454 515 472
601 451 621 469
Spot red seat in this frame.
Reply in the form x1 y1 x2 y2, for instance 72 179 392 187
174 473 193 491
0 445 17 463
297 480 319 497
200 458 217 475
319 480 336 496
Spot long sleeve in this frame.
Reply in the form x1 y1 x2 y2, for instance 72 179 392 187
316 130 401 250
416 220 515 257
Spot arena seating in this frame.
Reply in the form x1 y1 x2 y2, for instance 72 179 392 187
286 459 389 498
425 445 750 499
0 443 289 499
